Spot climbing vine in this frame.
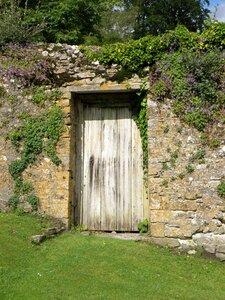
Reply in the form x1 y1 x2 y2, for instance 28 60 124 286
0 44 64 211
85 20 225 146
134 83 148 174
7 104 64 210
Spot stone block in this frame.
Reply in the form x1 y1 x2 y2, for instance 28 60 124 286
169 200 198 211
204 244 216 254
215 235 225 246
62 106 71 114
192 233 216 253
165 224 200 238
150 210 171 223
216 245 225 253
31 235 46 245
178 239 197 251
151 223 165 237
149 194 167 210
61 92 71 99
184 192 198 200
150 237 180 248
57 99 70 107
215 252 225 261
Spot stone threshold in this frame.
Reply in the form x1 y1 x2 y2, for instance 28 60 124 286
81 231 150 241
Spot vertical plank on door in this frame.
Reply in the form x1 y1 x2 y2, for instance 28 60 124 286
131 116 144 231
116 107 132 231
90 106 102 230
84 105 102 230
74 99 83 224
82 103 89 227
101 108 117 230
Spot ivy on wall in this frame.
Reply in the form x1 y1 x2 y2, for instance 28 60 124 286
8 105 64 210
0 44 64 211
85 20 225 191
85 21 225 143
134 84 148 174
1 21 225 210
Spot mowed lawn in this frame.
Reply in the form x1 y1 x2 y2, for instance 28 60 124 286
1 213 225 300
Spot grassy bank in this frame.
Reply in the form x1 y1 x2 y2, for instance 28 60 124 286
0 212 225 300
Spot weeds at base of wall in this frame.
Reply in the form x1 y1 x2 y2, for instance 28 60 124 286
137 219 149 234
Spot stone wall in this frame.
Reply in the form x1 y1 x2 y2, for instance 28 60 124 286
0 43 225 258
148 99 225 259
0 43 143 226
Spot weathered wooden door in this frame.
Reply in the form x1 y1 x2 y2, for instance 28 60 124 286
75 93 144 231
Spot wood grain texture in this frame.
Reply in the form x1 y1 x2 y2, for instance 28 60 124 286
116 108 132 231
101 108 117 230
131 116 144 231
74 99 83 224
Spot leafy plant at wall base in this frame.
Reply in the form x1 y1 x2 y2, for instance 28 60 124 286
217 181 225 198
138 219 148 234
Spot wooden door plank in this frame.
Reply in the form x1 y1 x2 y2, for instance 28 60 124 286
86 106 102 230
82 104 89 228
100 108 117 231
131 117 144 231
74 98 83 224
116 107 132 231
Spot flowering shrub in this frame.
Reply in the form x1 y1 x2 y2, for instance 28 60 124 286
152 49 225 131
0 44 53 88
89 21 225 137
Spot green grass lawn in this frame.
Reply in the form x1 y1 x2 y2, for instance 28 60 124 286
1 213 225 300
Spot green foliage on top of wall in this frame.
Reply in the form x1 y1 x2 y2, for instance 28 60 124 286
86 21 225 138
88 22 225 71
